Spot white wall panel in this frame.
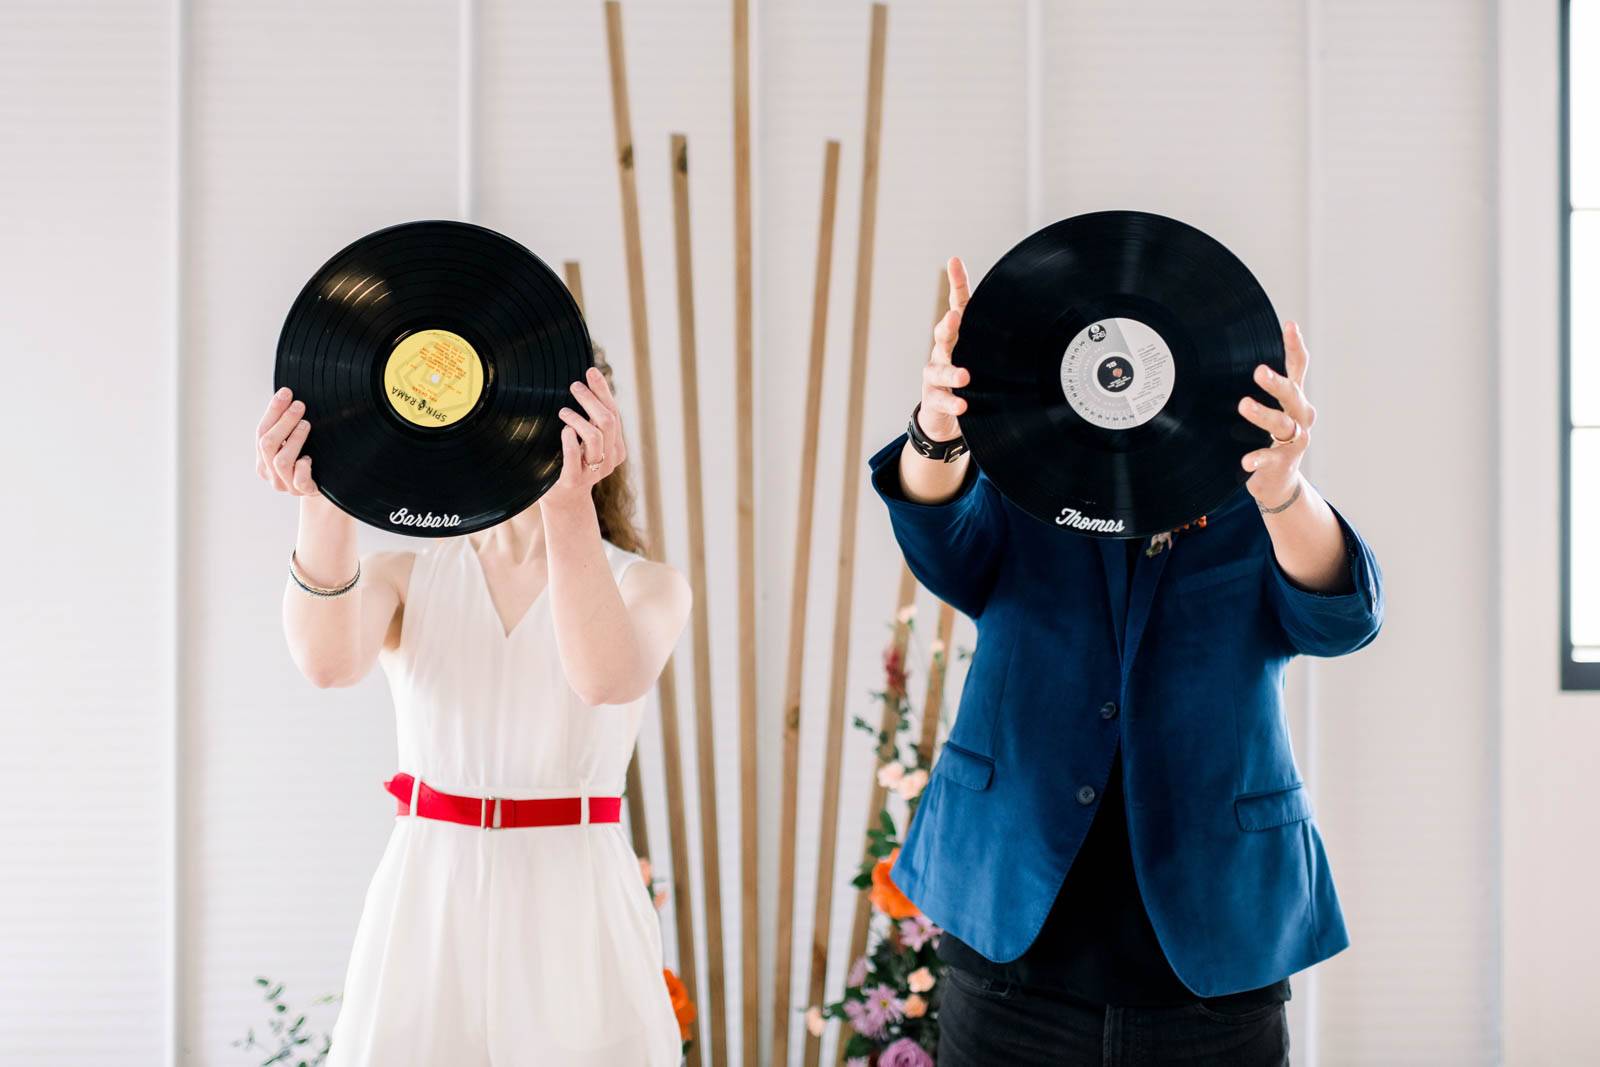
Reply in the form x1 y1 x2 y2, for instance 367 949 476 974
0 1 176 1061
1309 1 1498 1063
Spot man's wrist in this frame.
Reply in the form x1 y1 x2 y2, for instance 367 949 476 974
907 402 968 461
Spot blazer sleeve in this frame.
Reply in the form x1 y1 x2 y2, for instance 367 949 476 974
1267 496 1385 658
868 434 1008 619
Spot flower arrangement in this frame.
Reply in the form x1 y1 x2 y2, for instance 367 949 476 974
640 856 698 1054
806 612 961 1065
1145 514 1207 557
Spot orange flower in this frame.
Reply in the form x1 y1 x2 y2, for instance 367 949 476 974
663 969 697 1041
869 848 919 920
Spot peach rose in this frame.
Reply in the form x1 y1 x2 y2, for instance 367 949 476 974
903 993 927 1018
897 769 929 801
907 966 935 993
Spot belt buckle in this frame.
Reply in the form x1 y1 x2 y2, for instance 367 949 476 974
480 796 504 831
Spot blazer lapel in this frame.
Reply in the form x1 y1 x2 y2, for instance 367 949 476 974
1098 540 1129 663
1122 537 1172 679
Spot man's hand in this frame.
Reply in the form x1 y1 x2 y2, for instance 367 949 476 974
898 258 976 505
920 256 973 441
1238 320 1316 509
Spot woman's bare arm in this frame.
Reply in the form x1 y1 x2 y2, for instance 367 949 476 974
542 367 691 706
258 387 408 688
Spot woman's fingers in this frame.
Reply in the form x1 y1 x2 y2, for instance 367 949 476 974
1241 446 1290 474
257 387 294 436
272 418 311 486
558 407 605 466
258 397 306 487
559 425 582 480
291 455 317 495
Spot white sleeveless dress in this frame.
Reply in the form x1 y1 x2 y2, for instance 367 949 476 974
325 536 683 1067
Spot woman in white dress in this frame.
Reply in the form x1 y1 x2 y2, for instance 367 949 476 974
256 359 691 1066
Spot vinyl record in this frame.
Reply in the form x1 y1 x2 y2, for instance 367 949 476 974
274 220 591 536
952 210 1284 539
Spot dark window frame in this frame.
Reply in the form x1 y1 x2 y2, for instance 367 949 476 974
1563 0 1600 688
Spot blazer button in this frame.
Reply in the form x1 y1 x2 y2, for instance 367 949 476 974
1100 701 1119 720
1076 785 1097 805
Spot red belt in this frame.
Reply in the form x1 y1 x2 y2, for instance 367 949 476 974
384 772 622 829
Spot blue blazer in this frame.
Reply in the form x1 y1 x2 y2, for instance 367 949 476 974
869 435 1384 997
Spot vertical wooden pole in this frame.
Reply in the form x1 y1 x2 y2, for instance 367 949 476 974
670 132 731 1067
729 1 760 1063
563 257 652 861
916 603 957 767
831 565 914 1061
771 138 841 1067
803 8 888 1066
602 8 701 1064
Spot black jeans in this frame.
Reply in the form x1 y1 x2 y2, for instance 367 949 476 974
938 966 1290 1067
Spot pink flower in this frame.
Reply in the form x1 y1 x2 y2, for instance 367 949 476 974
876 762 906 789
897 769 929 801
898 915 940 951
903 993 927 1018
843 984 904 1040
907 966 935 993
879 1037 934 1067
846 954 869 988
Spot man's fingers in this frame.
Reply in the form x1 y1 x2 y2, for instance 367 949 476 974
923 389 967 418
1251 364 1314 427
1283 321 1310 387
924 362 970 390
931 308 962 363
1237 396 1302 442
947 256 970 311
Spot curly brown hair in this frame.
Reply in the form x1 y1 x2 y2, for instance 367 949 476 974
589 346 648 556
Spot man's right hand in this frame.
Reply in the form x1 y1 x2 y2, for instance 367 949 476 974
919 256 973 441
899 257 976 505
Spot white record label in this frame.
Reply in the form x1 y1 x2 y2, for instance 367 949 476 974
1059 317 1175 430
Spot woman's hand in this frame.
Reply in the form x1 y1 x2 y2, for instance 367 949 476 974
256 387 319 497
921 256 972 441
544 366 627 514
1238 321 1316 509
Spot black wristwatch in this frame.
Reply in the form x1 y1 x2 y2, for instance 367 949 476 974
907 402 970 463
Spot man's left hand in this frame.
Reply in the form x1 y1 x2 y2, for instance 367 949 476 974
1238 320 1315 509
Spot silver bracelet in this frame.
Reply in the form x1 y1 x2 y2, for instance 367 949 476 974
289 548 361 598
1257 479 1304 515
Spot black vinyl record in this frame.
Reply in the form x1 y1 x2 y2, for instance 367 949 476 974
274 220 591 536
952 210 1284 539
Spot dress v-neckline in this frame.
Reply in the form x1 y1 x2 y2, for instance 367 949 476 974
463 537 549 640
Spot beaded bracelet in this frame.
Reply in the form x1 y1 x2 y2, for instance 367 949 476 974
289 548 361 598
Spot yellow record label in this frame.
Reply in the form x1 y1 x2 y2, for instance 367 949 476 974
382 329 484 428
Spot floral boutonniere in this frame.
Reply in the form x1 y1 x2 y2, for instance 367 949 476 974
1145 515 1207 557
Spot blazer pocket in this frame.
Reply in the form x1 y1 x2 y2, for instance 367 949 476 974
1235 783 1312 831
935 741 995 792
1174 557 1263 595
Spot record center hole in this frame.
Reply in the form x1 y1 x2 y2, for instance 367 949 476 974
430 373 441 383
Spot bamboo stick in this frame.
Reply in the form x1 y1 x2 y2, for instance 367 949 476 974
730 0 759 1061
803 8 889 1066
831 565 914 1062
564 258 652 860
771 139 842 1067
602 9 701 1064
670 132 730 1067
916 603 957 767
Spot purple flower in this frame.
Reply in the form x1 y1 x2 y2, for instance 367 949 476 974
844 984 904 1040
880 1037 935 1067
847 954 869 988
898 915 940 951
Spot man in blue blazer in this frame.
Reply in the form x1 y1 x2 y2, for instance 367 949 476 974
870 259 1383 1066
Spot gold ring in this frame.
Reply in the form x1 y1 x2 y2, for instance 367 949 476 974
1271 422 1301 446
